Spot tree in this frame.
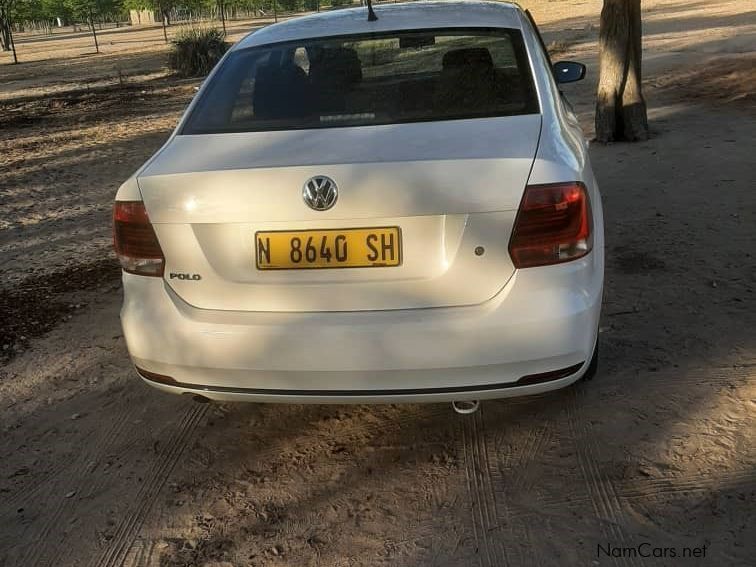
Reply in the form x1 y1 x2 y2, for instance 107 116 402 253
124 0 176 42
217 0 225 34
14 0 75 28
595 0 649 142
0 0 18 62
40 0 74 24
3 0 77 62
65 0 120 52
12 0 48 25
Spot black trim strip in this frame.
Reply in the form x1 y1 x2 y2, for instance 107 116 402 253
137 362 584 396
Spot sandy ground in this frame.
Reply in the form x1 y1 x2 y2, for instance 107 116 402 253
1 1 755 565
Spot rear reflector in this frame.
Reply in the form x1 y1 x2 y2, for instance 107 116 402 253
516 362 584 386
509 182 592 268
113 201 165 277
135 366 178 385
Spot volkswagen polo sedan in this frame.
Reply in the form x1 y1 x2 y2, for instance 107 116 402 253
114 1 604 404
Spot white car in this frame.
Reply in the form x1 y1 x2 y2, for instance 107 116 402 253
114 1 604 408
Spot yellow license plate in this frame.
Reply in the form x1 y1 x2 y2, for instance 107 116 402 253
256 227 402 270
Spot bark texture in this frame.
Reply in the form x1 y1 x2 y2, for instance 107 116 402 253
1 23 9 51
0 3 11 52
0 4 17 63
595 0 649 142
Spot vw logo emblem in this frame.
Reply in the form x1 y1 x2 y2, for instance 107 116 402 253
303 176 338 211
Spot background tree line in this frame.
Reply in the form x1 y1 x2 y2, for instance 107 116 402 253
1 0 333 51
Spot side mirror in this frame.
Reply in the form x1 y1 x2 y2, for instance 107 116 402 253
553 61 586 84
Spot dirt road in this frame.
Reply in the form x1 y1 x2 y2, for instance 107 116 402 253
1 2 754 566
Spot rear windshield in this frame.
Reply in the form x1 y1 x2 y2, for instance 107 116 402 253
181 28 539 134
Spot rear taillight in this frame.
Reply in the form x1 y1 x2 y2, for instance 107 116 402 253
113 201 165 277
508 182 592 269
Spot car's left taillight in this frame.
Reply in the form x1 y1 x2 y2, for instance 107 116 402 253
113 201 165 277
508 182 593 269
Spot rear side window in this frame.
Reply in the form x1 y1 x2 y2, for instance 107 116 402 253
182 28 539 134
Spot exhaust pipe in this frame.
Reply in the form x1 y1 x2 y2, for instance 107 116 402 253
451 400 480 415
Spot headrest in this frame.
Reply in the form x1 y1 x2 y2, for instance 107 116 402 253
309 47 362 85
442 48 494 70
253 61 308 119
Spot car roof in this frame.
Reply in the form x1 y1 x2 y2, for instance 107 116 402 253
234 1 525 50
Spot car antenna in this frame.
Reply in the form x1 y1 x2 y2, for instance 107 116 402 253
367 0 378 21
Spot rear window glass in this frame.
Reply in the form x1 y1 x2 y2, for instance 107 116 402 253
181 28 539 134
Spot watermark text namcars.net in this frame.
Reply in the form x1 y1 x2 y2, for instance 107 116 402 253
598 542 709 560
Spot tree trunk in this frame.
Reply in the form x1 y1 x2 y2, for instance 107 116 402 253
162 11 168 43
218 0 226 34
1 12 10 51
89 11 99 53
10 23 16 63
595 0 649 142
2 12 18 63
1 27 9 52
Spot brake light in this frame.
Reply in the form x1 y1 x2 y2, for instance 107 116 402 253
508 182 592 268
113 201 165 277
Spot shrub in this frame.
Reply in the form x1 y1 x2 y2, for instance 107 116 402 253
169 28 229 78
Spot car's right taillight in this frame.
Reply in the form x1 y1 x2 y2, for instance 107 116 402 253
508 182 592 269
113 201 165 277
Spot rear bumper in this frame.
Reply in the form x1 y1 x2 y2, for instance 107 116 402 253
137 364 588 403
122 252 602 403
